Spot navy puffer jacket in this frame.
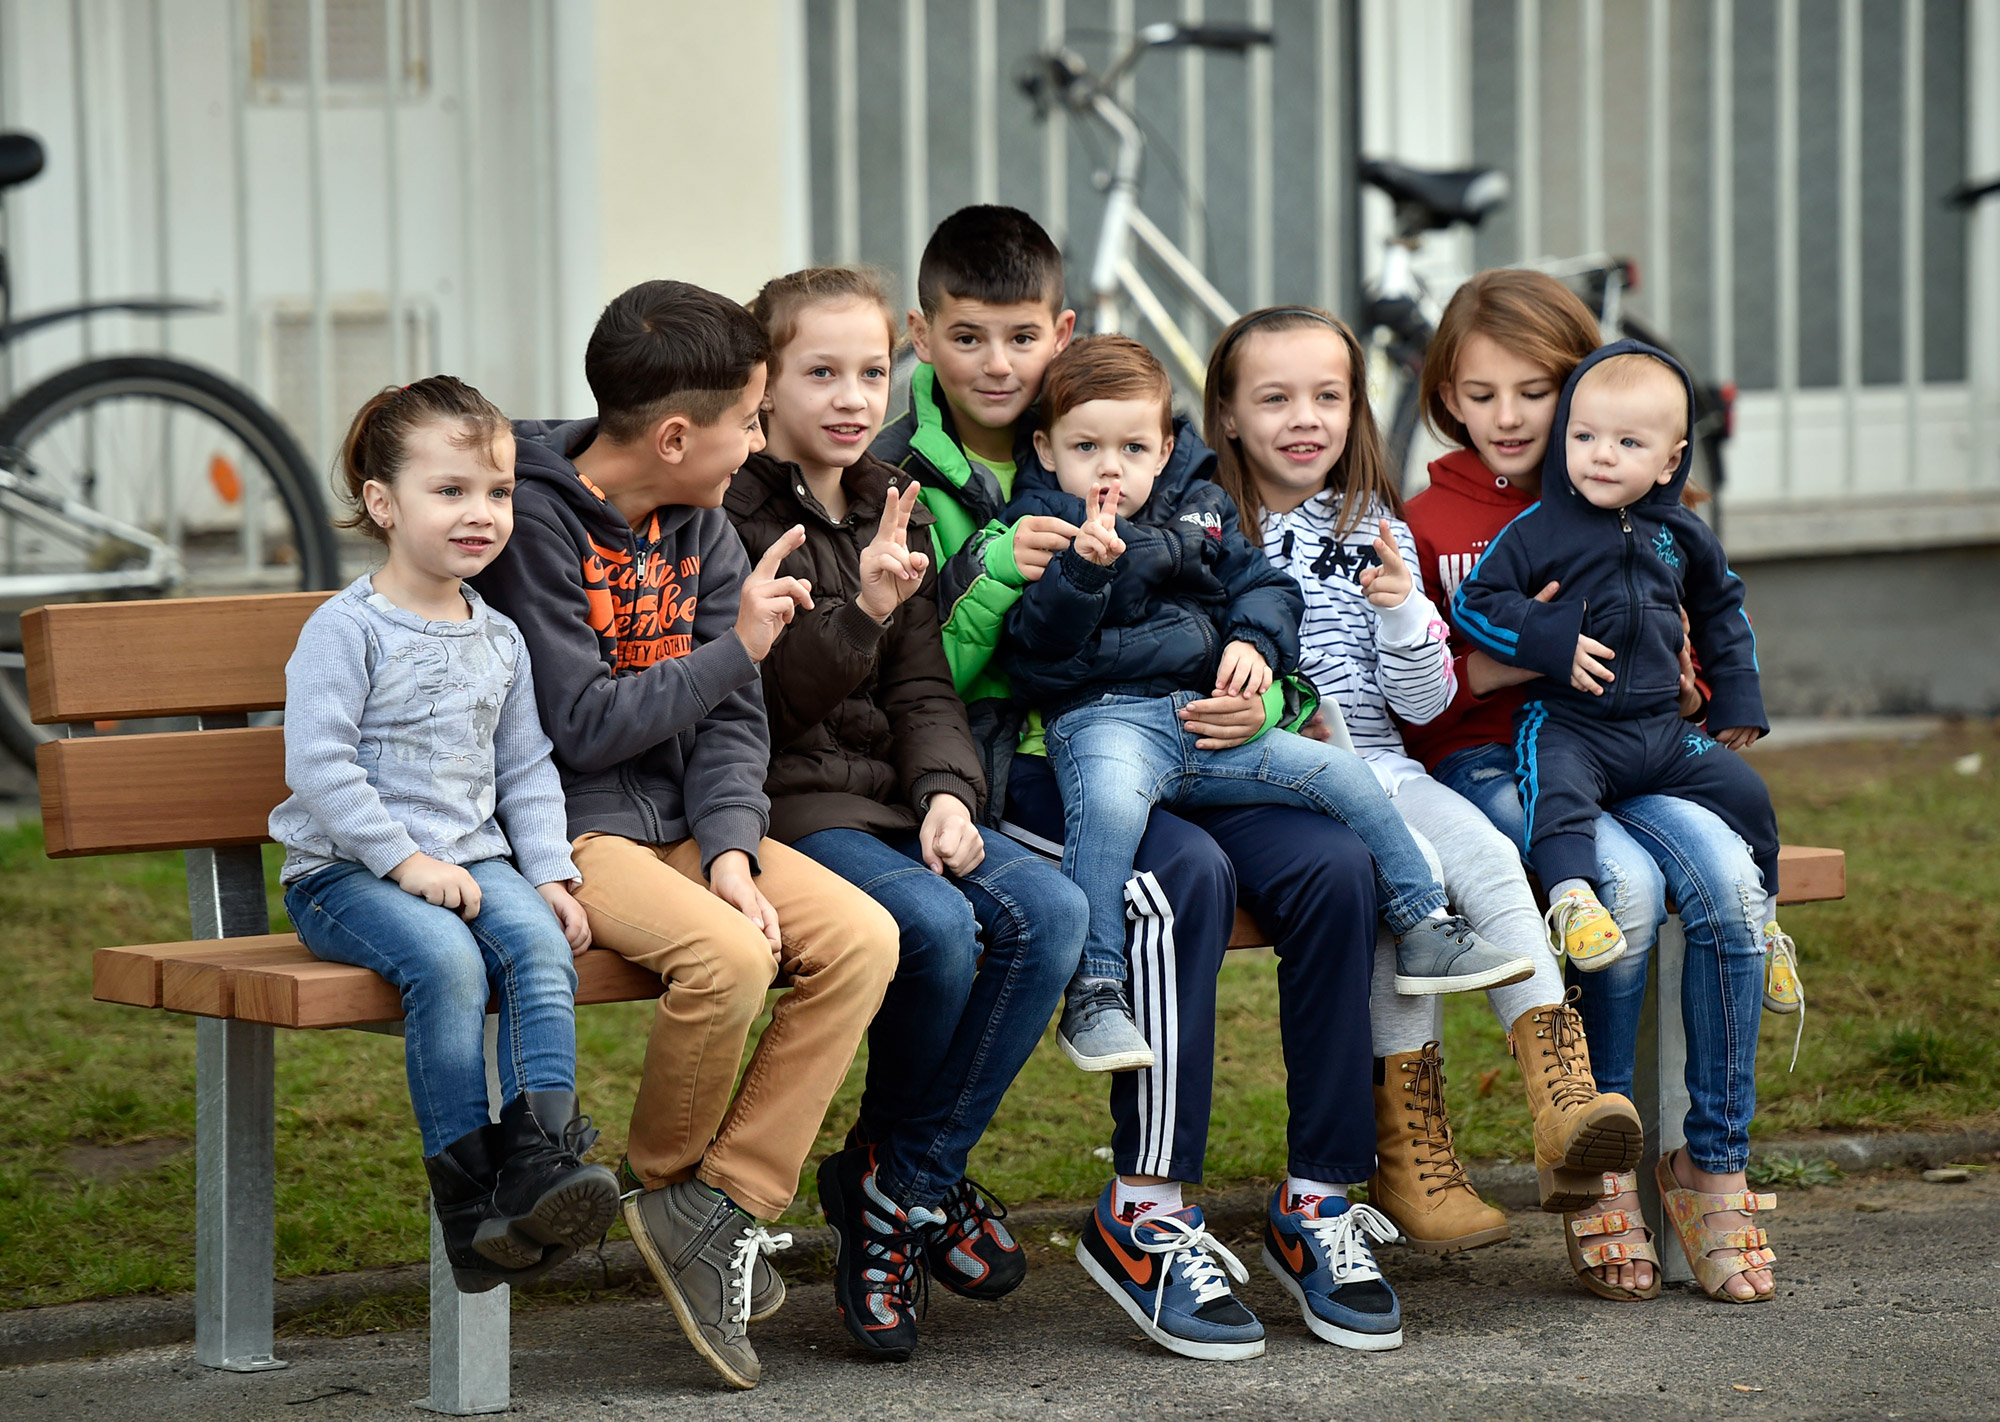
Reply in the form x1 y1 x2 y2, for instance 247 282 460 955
1000 418 1304 724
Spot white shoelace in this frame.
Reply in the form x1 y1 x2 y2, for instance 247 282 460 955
728 1224 794 1327
1765 927 1805 1071
1127 1214 1250 1328
1542 894 1594 963
1296 1203 1399 1283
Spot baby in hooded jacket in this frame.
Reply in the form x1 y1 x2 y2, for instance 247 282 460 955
1452 340 1799 1012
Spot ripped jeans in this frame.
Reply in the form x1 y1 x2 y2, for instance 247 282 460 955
1436 741 1766 1173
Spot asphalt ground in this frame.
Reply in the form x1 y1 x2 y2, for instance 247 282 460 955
3 1164 1993 1421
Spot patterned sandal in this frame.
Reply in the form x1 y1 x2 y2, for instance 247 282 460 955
1563 1170 1661 1301
1654 1153 1778 1303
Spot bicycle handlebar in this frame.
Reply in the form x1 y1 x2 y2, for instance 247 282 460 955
1170 23 1275 50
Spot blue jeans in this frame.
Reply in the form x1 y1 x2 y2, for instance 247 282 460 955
1047 692 1446 980
793 825 1085 1210
1437 742 1766 1171
285 859 580 1155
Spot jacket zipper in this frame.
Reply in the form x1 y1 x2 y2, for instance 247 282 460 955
1613 506 1638 717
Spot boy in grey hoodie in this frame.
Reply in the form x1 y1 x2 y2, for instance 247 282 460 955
473 280 898 1391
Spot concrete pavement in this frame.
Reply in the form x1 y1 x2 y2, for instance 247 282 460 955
3 1164 1993 1420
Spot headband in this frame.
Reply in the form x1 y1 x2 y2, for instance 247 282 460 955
1216 306 1341 367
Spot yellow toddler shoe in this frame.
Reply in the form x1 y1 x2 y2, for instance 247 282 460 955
1544 886 1627 971
1762 924 1803 1014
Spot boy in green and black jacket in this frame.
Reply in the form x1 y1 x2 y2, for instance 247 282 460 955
870 206 1077 814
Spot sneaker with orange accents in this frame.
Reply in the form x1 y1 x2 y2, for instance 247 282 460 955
1075 1182 1264 1360
1544 886 1627 971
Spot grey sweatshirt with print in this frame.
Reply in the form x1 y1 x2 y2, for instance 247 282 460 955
269 576 580 887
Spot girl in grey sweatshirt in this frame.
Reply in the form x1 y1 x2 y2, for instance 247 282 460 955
270 377 618 1294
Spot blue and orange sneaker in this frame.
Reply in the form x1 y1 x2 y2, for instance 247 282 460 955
818 1144 940 1362
924 1176 1025 1301
1075 1182 1265 1361
1260 1188 1403 1350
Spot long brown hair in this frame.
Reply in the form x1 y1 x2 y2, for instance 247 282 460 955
1418 269 1599 448
1203 306 1396 539
336 375 508 543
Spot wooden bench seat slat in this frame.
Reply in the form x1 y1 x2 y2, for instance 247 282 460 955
110 936 663 1028
38 726 286 857
21 592 332 724
92 935 302 1008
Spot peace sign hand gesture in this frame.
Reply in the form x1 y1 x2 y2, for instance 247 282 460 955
1071 485 1126 568
856 481 931 622
1356 518 1414 610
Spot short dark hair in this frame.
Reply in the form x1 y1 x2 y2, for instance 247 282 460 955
917 205 1065 317
586 280 771 443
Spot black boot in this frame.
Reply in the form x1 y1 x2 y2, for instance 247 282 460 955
423 1125 551 1294
473 1091 622 1271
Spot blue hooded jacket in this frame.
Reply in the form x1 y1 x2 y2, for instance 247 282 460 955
1000 417 1305 724
1451 339 1767 732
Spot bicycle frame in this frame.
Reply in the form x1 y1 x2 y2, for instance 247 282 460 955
0 463 179 599
1083 89 1238 392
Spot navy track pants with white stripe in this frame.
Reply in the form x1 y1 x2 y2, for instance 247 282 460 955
1005 754 1380 1185
1514 700 1780 896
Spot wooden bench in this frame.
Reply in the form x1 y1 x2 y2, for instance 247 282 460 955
24 590 669 1415
28 590 1847 1399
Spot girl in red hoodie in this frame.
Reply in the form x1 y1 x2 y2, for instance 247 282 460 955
1403 270 1782 1304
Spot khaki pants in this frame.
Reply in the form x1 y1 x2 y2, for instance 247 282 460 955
572 833 898 1219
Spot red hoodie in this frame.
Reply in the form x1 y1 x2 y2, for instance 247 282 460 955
1399 448 1536 770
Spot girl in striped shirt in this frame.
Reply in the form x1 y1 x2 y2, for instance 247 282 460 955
1204 306 1644 1272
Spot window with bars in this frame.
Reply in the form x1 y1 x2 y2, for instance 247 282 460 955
1469 0 1969 394
248 0 432 101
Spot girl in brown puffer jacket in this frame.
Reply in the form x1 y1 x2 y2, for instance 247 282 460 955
725 268 1086 1365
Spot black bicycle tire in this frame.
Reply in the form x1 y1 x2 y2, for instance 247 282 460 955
1385 365 1425 493
0 355 337 763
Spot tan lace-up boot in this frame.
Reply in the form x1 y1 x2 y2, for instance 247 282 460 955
1366 1043 1510 1253
1509 991 1645 1212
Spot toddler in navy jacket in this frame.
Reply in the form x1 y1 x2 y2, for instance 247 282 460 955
1003 336 1518 1074
1453 340 1798 996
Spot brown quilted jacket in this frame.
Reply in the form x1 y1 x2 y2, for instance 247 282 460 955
724 450 985 844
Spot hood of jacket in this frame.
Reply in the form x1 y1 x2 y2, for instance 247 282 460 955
1537 338 1699 527
1424 446 1537 509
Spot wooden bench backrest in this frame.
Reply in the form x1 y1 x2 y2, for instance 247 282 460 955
23 593 332 857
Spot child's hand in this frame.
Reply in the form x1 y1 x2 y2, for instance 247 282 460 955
736 526 816 662
1012 514 1080 583
538 879 592 955
1357 518 1413 609
390 852 482 920
1070 487 1125 567
1571 633 1617 695
1675 606 1705 719
1298 710 1335 742
1214 640 1273 698
857 483 930 621
1712 726 1760 751
919 793 984 875
708 849 782 957
1178 694 1268 750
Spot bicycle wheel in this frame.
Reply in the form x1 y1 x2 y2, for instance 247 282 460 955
0 355 339 763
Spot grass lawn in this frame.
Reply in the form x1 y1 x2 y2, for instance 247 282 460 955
1 722 1995 1311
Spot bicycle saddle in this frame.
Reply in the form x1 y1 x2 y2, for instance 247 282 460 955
0 132 44 191
1361 158 1508 231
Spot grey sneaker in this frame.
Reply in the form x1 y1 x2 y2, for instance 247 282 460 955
1057 979 1157 1072
623 1179 793 1389
1393 913 1537 996
624 1158 783 1321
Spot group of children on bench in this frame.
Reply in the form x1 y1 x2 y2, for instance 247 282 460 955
268 205 1803 1389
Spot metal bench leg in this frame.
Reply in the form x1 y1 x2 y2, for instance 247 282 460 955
188 834 286 1373
417 1015 510 1414
1633 913 1693 1286
195 1016 286 1371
